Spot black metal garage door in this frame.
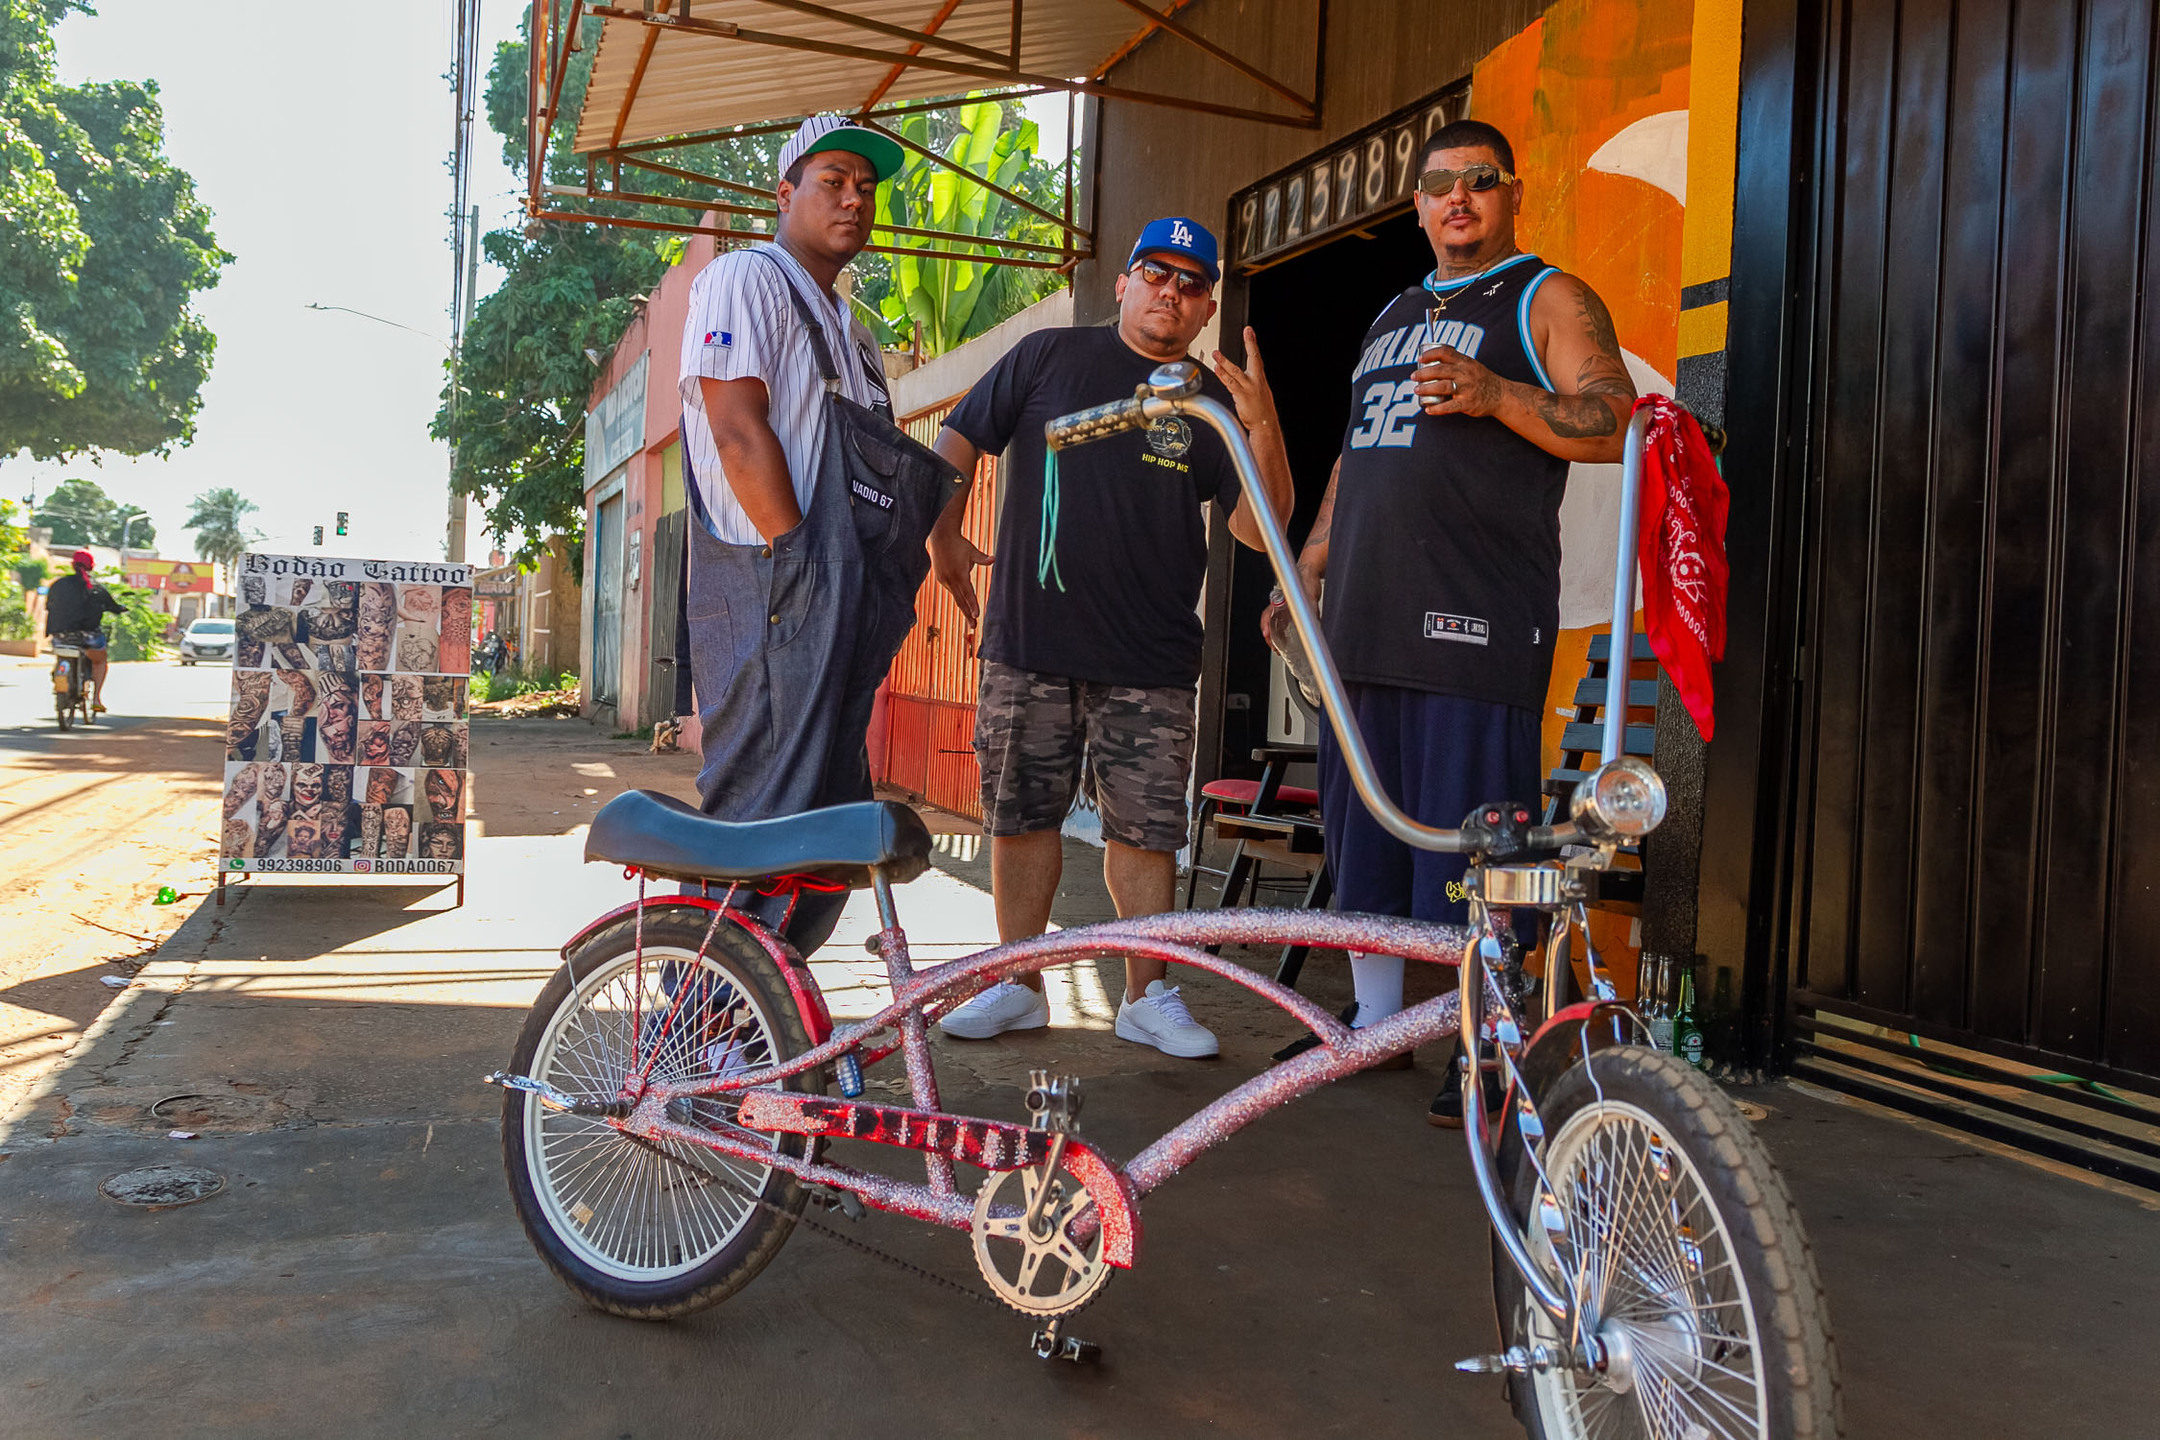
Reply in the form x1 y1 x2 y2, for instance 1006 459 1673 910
1784 0 2160 1158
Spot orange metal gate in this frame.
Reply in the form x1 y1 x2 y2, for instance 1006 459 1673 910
872 401 996 821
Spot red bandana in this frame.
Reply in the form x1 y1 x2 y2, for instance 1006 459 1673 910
1634 397 1729 740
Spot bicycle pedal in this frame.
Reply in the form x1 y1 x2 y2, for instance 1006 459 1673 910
1029 1325 1101 1364
808 1184 866 1221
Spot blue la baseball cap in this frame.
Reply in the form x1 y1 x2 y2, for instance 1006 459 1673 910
1128 216 1220 285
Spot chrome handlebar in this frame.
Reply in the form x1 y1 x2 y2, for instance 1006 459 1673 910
1049 361 1585 855
1045 360 1671 858
1042 394 1155 450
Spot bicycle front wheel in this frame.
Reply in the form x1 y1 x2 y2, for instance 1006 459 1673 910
501 910 819 1320
1494 1046 1840 1440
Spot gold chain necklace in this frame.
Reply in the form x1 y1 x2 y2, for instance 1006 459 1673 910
1422 249 1523 322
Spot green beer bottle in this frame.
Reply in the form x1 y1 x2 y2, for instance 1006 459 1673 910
1674 965 1706 1069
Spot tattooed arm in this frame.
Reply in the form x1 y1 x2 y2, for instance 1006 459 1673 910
1262 457 1338 647
1411 273 1638 464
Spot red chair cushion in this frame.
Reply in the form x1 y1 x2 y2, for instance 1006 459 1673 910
1201 778 1320 809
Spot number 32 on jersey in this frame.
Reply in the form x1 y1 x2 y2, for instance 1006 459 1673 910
1348 380 1422 449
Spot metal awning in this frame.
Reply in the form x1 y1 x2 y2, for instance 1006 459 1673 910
570 0 1315 151
526 1 1323 271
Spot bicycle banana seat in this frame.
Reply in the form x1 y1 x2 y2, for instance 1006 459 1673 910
584 789 932 887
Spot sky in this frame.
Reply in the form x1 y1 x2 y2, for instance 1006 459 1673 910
6 3 1072 568
7 1 527 564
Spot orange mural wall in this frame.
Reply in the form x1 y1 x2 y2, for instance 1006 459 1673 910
1470 0 1697 978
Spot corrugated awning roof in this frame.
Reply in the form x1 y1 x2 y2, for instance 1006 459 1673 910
571 0 1213 153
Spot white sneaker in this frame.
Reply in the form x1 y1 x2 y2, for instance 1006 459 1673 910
1115 980 1219 1059
938 981 1051 1040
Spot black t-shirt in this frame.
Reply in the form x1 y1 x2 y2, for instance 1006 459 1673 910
44 572 126 635
945 326 1241 688
1324 255 1571 710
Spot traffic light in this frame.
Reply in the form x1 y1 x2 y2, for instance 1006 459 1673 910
312 525 324 546
335 511 348 536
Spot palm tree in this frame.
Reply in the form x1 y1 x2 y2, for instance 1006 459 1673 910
185 488 262 596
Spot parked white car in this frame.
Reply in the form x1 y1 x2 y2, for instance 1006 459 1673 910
178 617 235 664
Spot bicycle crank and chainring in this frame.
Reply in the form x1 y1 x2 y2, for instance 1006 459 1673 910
969 1160 1114 1317
969 1070 1113 1319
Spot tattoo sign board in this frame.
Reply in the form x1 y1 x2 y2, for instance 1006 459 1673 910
217 553 474 887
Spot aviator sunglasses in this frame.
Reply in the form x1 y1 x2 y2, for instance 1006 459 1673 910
1130 257 1213 299
1416 162 1518 196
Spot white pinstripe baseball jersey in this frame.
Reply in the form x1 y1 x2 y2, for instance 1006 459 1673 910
678 242 892 544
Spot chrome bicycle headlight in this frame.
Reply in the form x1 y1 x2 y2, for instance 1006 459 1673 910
1569 756 1668 840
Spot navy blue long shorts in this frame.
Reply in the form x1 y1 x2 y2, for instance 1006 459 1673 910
1318 682 1544 926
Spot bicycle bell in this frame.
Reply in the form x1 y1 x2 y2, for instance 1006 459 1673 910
1569 756 1668 840
1145 360 1203 399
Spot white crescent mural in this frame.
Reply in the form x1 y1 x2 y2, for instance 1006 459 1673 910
1586 109 1690 204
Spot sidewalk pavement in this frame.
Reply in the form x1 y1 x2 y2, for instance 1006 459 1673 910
0 720 2154 1438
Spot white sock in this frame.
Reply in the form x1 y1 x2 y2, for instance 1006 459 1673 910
1349 950 1405 1028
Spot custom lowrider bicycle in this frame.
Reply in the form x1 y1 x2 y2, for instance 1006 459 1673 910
490 367 1839 1439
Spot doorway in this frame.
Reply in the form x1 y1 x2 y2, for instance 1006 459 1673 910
591 491 623 709
1211 209 1438 776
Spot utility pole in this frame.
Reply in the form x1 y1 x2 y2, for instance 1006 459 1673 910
447 203 478 564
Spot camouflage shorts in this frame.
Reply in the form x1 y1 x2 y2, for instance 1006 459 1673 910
974 661 1195 852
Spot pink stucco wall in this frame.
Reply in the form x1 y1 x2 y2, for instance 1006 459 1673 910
582 231 716 727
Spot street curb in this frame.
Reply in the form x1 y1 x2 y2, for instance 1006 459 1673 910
0 890 232 1150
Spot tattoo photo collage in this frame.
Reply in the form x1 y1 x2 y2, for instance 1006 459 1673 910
220 555 474 874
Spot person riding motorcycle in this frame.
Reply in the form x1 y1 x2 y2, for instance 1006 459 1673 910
44 550 128 713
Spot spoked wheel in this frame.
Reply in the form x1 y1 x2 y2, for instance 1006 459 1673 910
501 910 819 1319
1494 1046 1840 1440
54 691 71 731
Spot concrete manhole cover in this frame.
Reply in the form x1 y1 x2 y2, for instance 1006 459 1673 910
99 1165 226 1210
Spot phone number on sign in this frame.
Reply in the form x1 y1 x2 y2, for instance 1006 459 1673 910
233 859 462 875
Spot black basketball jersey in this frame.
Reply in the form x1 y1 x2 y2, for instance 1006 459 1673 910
1323 252 1570 711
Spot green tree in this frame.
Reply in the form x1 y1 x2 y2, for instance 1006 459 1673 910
874 99 1066 356
0 498 30 638
0 1 231 463
0 1 91 410
437 16 1063 551
93 566 159 658
184 485 258 574
32 473 153 546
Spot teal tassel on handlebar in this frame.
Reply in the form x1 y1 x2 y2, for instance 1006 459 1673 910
1037 447 1066 592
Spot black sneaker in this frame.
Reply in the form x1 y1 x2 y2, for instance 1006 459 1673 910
1274 1003 1415 1069
1428 1047 1504 1128
1272 1003 1356 1063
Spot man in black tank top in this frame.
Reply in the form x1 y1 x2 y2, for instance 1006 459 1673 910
1263 119 1638 1121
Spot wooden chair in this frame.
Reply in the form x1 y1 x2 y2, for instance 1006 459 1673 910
1541 630 1656 911
1185 744 1334 986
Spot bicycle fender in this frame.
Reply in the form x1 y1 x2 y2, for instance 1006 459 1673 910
561 897 834 1046
738 1092 1141 1269
1516 1000 1648 1102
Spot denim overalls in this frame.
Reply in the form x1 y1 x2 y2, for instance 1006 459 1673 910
679 255 959 952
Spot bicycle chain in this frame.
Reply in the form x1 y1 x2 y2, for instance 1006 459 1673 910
616 1126 1007 1312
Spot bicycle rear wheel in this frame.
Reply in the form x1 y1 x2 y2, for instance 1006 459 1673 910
1493 1046 1840 1439
501 910 818 1319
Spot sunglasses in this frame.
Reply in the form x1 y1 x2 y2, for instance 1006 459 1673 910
1130 258 1213 299
1416 163 1518 196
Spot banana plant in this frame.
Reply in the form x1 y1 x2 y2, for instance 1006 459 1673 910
874 99 1065 356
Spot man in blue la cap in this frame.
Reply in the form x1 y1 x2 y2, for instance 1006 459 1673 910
926 218 1295 1058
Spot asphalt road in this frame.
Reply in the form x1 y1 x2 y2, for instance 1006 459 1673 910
0 656 234 1116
